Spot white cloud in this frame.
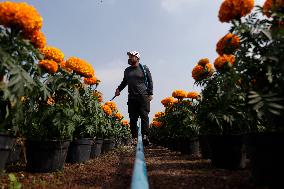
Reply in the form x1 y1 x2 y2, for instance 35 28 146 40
160 0 198 13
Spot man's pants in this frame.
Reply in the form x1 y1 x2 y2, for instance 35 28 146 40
128 96 150 139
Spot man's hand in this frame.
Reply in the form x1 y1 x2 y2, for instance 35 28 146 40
148 95 153 101
115 89 120 96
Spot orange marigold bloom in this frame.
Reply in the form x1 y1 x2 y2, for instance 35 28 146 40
151 121 162 128
47 97 55 106
101 105 112 116
214 54 236 71
161 97 175 107
192 63 214 81
60 61 72 72
263 0 284 17
38 59 58 74
121 120 129 126
198 58 210 67
105 101 117 111
172 90 187 99
93 90 103 102
218 0 254 23
84 76 97 85
114 112 123 120
41 47 64 63
187 92 200 99
154 112 165 118
65 57 95 78
216 33 240 55
24 30 46 49
0 2 43 34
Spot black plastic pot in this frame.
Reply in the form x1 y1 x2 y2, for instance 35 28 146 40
245 133 284 188
209 135 246 169
176 138 200 155
90 138 103 158
102 139 115 154
66 138 92 163
26 140 70 173
6 143 22 165
199 135 211 159
0 133 15 171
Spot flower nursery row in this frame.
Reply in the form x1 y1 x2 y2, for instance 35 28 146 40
149 0 284 188
0 1 131 173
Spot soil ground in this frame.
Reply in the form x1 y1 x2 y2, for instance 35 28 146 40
0 145 268 189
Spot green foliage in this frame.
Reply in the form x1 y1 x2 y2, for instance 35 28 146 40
8 173 22 189
231 7 284 131
158 100 199 140
0 26 48 134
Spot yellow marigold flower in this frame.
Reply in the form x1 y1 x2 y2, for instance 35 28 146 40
216 33 240 55
65 57 95 78
198 58 210 67
263 0 284 17
41 46 64 63
105 101 117 111
187 92 200 99
38 59 58 74
214 54 235 71
151 121 162 128
218 0 254 23
84 76 97 85
0 2 43 34
93 90 103 102
101 105 112 116
154 112 165 118
24 30 46 49
161 97 175 107
172 90 187 99
121 120 129 126
114 112 123 120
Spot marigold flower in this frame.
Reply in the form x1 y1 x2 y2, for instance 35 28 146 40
187 92 200 99
0 2 43 34
192 62 214 81
105 101 117 111
38 59 58 74
263 0 284 17
154 112 165 118
218 0 254 23
172 90 187 99
47 97 55 106
151 121 162 128
216 33 240 55
161 97 175 107
65 57 95 78
214 54 235 71
93 90 103 102
84 76 97 85
101 105 112 116
198 58 210 67
114 112 123 120
41 46 64 63
24 30 46 49
121 120 129 126
60 61 72 72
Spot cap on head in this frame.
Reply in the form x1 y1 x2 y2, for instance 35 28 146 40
127 51 140 59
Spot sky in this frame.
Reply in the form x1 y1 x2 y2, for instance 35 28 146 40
7 0 266 121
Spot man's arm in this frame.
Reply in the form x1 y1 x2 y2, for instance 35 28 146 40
145 66 153 95
116 70 128 94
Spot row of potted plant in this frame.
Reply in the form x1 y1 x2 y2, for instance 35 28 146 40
0 1 131 173
150 0 284 187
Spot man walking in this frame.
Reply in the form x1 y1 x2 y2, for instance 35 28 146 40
115 51 153 145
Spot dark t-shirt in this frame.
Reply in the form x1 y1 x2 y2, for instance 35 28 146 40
117 64 153 97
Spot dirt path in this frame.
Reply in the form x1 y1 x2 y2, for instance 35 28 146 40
1 145 267 189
